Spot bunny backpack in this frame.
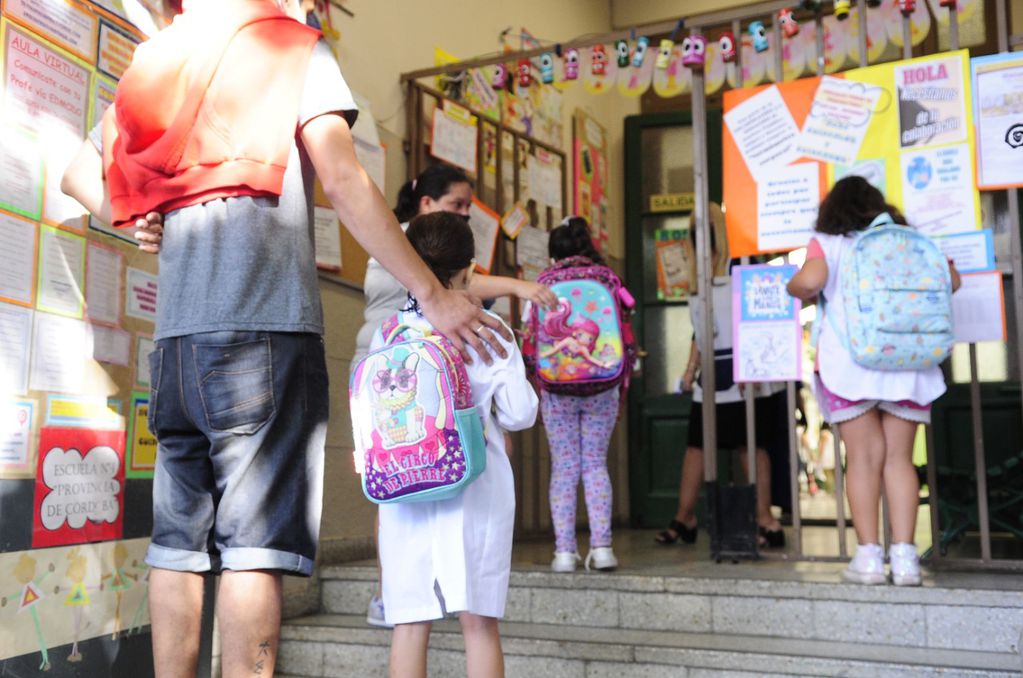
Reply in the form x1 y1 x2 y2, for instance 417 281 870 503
523 255 636 396
818 212 954 371
349 315 485 504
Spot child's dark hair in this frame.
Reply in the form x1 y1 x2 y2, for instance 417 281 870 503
548 216 605 265
394 164 472 223
816 176 908 235
404 212 475 311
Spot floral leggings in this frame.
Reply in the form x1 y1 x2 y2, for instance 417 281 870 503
540 388 619 554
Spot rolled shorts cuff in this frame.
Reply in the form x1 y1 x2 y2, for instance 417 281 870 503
145 543 213 573
220 547 315 576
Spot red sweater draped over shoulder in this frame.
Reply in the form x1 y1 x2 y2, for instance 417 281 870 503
102 0 320 227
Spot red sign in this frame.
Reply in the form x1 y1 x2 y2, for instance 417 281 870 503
32 427 126 547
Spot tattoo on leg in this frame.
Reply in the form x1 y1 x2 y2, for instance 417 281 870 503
253 640 272 674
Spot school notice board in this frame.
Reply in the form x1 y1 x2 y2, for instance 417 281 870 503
723 50 981 258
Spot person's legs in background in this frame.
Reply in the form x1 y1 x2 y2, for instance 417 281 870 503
541 391 583 569
578 388 619 569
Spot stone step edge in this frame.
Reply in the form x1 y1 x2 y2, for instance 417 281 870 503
318 564 1023 608
281 614 1021 674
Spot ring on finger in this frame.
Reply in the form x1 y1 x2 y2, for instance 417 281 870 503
473 325 485 334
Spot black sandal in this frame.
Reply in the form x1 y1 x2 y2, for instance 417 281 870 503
655 519 698 545
758 527 786 548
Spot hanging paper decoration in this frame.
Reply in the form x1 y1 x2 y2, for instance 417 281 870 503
632 37 650 68
615 40 630 67
885 0 931 47
816 15 851 73
778 9 801 37
517 58 532 87
727 34 769 86
583 44 618 95
703 42 728 93
847 6 888 63
617 42 656 97
539 53 555 84
926 0 979 27
897 0 916 15
718 31 738 62
681 35 707 69
749 21 769 53
835 0 851 20
656 39 674 69
492 63 508 90
564 48 580 80
782 25 810 80
652 43 691 97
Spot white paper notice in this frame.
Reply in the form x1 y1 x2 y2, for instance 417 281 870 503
125 268 158 322
353 137 386 194
723 85 801 180
527 155 563 211
0 303 33 395
515 225 550 270
3 0 99 62
796 76 883 166
91 324 131 366
900 143 978 235
974 56 1023 189
756 163 821 252
86 243 122 325
0 213 37 305
135 335 154 388
952 272 1005 343
430 108 478 174
0 399 34 467
4 25 90 136
0 124 43 219
936 229 994 273
468 201 500 274
30 312 90 394
313 206 342 271
37 227 85 318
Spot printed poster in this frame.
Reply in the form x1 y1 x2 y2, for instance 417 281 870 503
0 399 34 469
971 53 1023 189
32 426 125 547
654 228 692 301
572 110 609 249
756 163 821 252
952 271 1005 344
37 226 86 318
96 19 138 80
134 334 154 389
900 143 978 235
91 324 130 366
722 85 801 181
0 124 44 220
467 198 500 274
29 312 90 394
895 54 967 149
796 76 884 166
2 0 99 64
125 267 157 322
936 229 994 274
732 265 801 383
515 225 549 282
0 303 33 395
126 392 156 477
0 212 38 306
45 395 121 428
430 103 478 175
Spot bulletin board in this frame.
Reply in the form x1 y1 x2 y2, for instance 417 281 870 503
572 109 610 251
723 49 981 258
0 1 158 672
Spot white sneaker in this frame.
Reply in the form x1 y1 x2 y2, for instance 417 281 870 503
889 543 922 586
584 546 618 572
366 594 393 628
551 551 581 573
842 543 886 585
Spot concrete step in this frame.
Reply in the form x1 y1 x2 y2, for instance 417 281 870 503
317 564 1023 658
278 613 1021 678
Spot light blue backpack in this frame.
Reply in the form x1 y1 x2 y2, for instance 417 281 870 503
818 212 953 371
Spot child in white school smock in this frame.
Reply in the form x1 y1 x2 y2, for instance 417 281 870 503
374 212 538 678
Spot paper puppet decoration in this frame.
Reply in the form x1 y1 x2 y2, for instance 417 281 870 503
749 21 769 53
517 58 531 87
718 31 737 62
564 48 580 79
681 35 708 68
835 0 851 19
539 53 555 84
615 39 630 67
492 63 508 89
591 44 608 75
779 8 801 36
656 39 674 69
938 0 956 5
632 36 649 67
897 0 916 14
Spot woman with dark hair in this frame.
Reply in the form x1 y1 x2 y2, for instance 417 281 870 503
787 175 959 586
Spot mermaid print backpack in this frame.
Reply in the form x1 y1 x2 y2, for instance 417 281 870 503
349 315 485 504
819 212 953 371
523 256 636 396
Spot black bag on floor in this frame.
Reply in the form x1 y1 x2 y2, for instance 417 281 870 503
705 481 759 562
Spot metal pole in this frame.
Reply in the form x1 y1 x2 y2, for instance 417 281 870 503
948 3 960 52
856 0 869 67
969 345 993 561
772 15 783 82
692 27 717 483
833 426 849 557
814 14 825 75
925 424 942 557
902 11 913 60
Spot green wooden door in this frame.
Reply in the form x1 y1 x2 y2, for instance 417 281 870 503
625 111 722 528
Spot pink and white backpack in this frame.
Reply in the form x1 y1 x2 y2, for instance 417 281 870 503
349 315 485 504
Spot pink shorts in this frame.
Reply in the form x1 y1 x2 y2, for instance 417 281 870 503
814 375 931 425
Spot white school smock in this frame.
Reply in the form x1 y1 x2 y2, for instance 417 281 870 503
813 233 946 405
376 310 538 625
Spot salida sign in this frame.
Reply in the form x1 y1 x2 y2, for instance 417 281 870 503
32 428 126 547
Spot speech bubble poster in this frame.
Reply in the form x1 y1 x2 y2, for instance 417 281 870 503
32 427 125 547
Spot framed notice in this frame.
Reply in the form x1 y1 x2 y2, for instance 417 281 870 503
732 264 801 383
430 102 478 174
467 198 500 274
572 109 609 250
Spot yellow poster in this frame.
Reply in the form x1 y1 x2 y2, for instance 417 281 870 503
126 392 156 477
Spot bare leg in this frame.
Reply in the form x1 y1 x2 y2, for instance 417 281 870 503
838 409 886 545
739 448 781 531
150 568 204 678
674 446 704 528
217 571 282 678
880 413 921 544
390 622 431 678
460 613 504 678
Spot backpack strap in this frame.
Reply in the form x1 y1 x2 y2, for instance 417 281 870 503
867 211 894 229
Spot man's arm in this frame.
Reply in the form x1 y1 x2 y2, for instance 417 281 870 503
300 113 510 362
60 140 163 253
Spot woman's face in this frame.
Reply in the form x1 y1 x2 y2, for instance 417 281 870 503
420 181 473 218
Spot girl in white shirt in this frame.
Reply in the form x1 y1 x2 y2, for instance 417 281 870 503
375 212 538 678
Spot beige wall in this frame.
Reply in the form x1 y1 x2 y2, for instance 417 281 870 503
1013 0 1023 35
611 0 754 28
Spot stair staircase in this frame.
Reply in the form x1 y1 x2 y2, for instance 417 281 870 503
278 560 1023 677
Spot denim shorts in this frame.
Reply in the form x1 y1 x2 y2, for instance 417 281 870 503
144 331 329 576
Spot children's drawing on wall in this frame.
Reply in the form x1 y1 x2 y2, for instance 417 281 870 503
57 548 99 663
739 325 796 380
102 542 140 639
3 554 55 671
